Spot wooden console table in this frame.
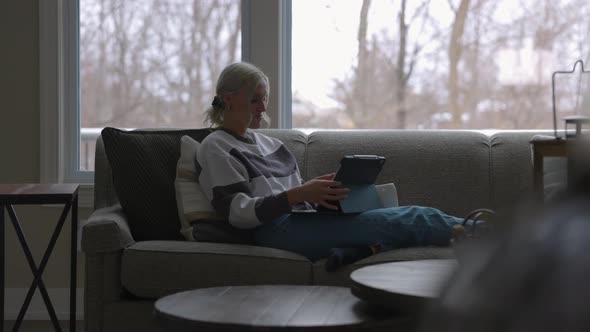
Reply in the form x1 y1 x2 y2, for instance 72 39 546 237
0 184 79 332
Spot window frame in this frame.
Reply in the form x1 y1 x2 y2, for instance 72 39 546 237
40 0 293 206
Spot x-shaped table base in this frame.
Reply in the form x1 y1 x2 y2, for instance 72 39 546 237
0 184 78 332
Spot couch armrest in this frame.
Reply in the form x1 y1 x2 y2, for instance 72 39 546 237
82 204 135 253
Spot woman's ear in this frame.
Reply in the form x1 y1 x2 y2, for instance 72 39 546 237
223 94 232 110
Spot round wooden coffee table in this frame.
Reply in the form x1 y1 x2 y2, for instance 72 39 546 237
154 285 412 331
350 259 457 313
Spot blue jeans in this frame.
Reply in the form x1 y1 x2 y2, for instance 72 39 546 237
254 206 464 261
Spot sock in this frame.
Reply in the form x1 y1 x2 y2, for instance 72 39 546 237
325 246 373 272
452 224 466 243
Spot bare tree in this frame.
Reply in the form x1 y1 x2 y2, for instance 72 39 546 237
395 0 410 129
80 0 590 132
80 0 241 129
331 0 434 129
448 0 471 128
355 0 371 116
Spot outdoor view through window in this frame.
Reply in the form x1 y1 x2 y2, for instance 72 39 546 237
80 0 590 171
80 0 241 170
292 0 590 130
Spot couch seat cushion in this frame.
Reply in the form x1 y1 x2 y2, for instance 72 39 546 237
312 246 455 287
121 241 313 299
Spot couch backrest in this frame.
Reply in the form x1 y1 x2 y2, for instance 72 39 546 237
95 135 118 209
489 131 542 213
304 130 492 217
94 129 545 228
94 129 308 210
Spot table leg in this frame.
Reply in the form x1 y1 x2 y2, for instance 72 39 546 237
1 204 4 332
70 195 78 332
7 205 63 332
533 145 544 202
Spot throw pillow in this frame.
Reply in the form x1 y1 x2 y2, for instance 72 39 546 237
174 135 255 244
100 127 212 241
175 135 222 239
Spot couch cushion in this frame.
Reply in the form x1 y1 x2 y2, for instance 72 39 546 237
175 135 222 237
191 220 255 244
121 241 313 299
312 246 455 287
100 127 213 241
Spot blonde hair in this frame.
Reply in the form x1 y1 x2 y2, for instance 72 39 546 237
204 62 271 128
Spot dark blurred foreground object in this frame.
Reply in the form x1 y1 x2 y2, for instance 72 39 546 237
420 141 590 332
530 133 590 204
567 137 590 196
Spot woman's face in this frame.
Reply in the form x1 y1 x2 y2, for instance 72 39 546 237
247 83 268 129
224 83 268 131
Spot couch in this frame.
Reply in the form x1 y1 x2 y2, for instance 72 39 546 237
81 128 541 332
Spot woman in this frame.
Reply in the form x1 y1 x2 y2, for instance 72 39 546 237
198 62 465 266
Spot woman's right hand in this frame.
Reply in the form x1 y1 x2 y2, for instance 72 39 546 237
287 174 350 210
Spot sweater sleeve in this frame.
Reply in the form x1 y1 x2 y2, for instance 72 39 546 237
198 144 292 229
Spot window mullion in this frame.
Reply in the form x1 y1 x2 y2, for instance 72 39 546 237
245 0 291 129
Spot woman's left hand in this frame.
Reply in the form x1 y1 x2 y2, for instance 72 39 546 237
287 172 349 209
314 173 336 181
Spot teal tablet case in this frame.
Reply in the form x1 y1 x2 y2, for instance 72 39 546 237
338 184 383 213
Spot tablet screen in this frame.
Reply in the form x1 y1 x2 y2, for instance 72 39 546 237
334 155 386 185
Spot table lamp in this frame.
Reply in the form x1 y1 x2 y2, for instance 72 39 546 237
552 60 590 139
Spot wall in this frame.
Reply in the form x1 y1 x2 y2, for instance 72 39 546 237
1 0 90 319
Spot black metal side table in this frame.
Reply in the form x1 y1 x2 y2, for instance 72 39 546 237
0 184 79 332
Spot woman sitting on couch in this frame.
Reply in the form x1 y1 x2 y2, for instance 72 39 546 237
198 62 468 269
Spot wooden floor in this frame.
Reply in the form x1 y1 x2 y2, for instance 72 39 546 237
3 320 84 332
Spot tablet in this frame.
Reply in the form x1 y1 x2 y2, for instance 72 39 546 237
334 155 386 185
311 155 386 214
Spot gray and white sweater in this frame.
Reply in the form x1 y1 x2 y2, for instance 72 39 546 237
197 128 307 229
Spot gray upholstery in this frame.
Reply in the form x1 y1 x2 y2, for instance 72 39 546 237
81 205 134 253
306 130 491 217
83 128 543 332
94 136 119 209
121 241 312 299
489 132 540 215
84 252 125 332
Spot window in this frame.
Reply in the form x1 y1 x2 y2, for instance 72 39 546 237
41 1 287 193
79 0 241 171
42 0 590 194
292 0 590 130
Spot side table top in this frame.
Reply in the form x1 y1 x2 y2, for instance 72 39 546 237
350 259 457 313
0 184 79 204
154 285 409 331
